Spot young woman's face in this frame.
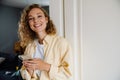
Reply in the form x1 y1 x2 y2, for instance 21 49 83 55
28 8 48 34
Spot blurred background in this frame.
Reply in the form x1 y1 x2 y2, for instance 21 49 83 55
0 0 49 53
0 0 50 78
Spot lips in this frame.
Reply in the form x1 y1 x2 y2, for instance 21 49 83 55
34 24 42 28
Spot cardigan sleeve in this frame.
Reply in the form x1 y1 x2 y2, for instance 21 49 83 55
48 41 73 80
20 67 38 80
19 41 38 80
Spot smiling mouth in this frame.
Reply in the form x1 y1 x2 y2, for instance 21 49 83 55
34 24 42 28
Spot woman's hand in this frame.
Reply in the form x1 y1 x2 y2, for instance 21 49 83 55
23 59 51 73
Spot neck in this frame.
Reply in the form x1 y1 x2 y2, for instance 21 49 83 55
37 32 47 44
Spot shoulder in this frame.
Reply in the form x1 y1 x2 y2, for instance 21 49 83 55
53 35 71 48
53 35 72 57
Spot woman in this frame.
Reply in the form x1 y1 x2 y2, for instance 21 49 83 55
18 4 72 80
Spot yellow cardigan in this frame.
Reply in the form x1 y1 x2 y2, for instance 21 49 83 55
19 35 73 80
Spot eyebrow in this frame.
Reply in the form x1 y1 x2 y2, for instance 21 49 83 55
28 12 43 17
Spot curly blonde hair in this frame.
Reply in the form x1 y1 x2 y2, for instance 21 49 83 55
18 4 56 48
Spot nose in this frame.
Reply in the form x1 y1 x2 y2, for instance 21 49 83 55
33 17 38 23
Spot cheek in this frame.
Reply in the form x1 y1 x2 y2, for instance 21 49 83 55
28 22 33 27
43 22 47 29
43 20 48 26
29 22 34 30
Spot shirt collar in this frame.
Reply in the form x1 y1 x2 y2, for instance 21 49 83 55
43 34 56 45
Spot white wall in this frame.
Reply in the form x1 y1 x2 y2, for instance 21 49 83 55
49 0 64 37
50 0 120 80
64 0 81 80
81 0 120 80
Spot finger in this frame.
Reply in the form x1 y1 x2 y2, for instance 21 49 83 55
24 60 35 64
25 62 37 67
33 58 42 61
26 64 36 70
25 65 34 69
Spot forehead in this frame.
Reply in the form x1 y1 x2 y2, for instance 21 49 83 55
28 8 44 16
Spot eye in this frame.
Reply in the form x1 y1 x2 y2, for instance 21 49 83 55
28 18 33 21
37 15 42 18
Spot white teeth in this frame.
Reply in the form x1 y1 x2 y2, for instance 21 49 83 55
34 24 42 28
35 24 39 26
